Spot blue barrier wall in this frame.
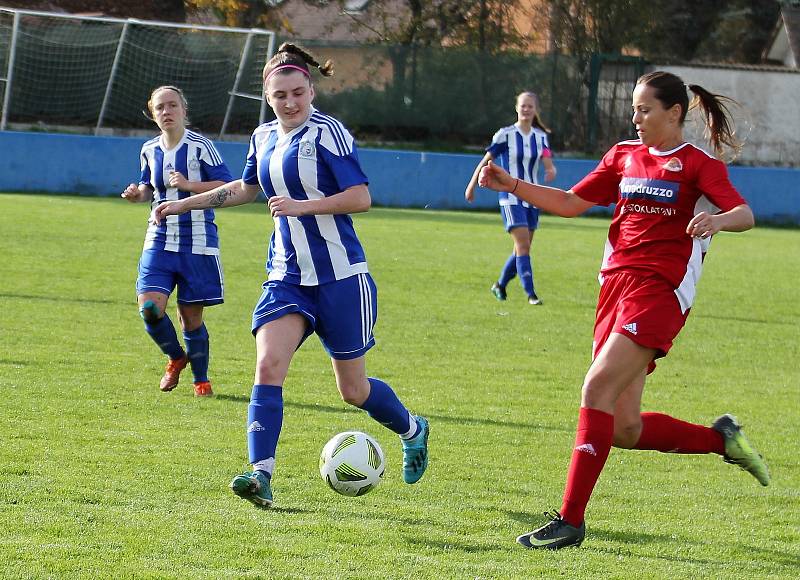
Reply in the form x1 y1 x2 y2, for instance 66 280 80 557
1 131 797 223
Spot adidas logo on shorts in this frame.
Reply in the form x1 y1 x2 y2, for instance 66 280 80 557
622 322 638 335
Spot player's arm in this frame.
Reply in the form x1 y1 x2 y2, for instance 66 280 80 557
268 184 370 218
167 171 227 194
464 152 494 203
687 203 754 239
151 179 260 225
479 160 593 217
121 183 153 203
542 156 557 183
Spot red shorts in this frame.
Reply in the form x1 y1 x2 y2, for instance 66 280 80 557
593 270 690 374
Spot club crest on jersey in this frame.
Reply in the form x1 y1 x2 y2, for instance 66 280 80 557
663 157 683 172
188 158 200 171
298 140 316 158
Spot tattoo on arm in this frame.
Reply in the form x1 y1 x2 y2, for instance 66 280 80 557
211 187 230 207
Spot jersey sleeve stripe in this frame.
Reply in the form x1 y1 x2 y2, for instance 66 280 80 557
311 112 349 156
186 132 223 165
312 114 345 156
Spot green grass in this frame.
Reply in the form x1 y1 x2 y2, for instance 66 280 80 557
1 193 798 579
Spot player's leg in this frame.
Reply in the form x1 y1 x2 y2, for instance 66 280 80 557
136 249 187 391
518 333 654 550
331 357 429 485
231 281 314 507
503 203 538 304
318 273 429 484
176 254 224 397
230 314 306 507
526 208 541 304
492 205 521 300
176 304 212 396
621 387 769 485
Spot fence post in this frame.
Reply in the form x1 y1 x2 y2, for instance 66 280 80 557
587 52 602 152
95 20 130 135
1 10 20 131
219 31 254 139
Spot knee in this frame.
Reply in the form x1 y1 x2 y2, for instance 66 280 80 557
139 300 161 325
580 376 614 411
514 242 531 255
338 383 367 407
336 377 370 407
613 419 642 449
255 352 286 385
179 311 203 331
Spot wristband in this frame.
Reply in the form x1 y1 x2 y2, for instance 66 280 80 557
511 178 519 194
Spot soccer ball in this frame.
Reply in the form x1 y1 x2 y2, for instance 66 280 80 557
319 431 385 497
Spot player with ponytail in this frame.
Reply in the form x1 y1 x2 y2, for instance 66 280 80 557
151 44 430 508
480 70 768 549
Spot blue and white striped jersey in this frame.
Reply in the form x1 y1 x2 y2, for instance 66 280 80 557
487 124 551 207
139 130 233 255
242 108 370 286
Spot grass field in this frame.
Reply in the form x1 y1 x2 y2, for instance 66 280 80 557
1 193 798 579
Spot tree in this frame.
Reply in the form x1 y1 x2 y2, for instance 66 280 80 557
693 0 782 63
631 0 780 63
186 0 270 27
547 0 648 68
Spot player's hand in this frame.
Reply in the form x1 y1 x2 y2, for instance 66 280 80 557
268 195 303 217
478 161 515 192
121 183 141 202
686 211 719 239
168 171 188 190
544 167 557 183
150 200 184 225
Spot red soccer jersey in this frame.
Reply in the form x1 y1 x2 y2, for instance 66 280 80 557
571 140 747 311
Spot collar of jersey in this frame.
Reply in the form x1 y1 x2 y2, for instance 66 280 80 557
159 129 188 152
648 142 689 156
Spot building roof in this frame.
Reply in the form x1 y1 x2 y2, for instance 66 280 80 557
763 6 800 68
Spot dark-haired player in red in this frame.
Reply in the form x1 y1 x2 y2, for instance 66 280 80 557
479 71 769 550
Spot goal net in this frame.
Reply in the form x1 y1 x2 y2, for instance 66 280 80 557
0 9 275 139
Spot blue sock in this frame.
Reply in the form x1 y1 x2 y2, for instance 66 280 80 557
359 378 417 438
498 253 517 288
143 313 185 360
183 323 209 383
247 384 283 469
516 254 536 297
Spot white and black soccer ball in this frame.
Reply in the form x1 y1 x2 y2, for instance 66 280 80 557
319 431 385 497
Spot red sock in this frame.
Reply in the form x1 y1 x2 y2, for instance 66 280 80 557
634 412 724 454
560 407 614 527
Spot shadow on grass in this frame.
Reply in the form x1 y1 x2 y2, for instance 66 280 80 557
591 528 800 569
0 359 27 366
214 397 571 434
693 312 799 327
0 292 125 306
402 535 500 554
501 516 800 570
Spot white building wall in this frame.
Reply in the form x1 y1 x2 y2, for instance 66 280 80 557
658 65 800 166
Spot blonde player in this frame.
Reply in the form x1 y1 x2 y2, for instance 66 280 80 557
122 86 233 397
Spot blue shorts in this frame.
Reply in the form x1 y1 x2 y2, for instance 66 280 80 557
136 248 224 306
251 273 377 360
500 203 540 232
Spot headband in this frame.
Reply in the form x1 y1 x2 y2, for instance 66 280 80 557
266 64 310 81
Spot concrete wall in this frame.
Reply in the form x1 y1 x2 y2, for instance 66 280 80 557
659 65 800 166
1 131 798 223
